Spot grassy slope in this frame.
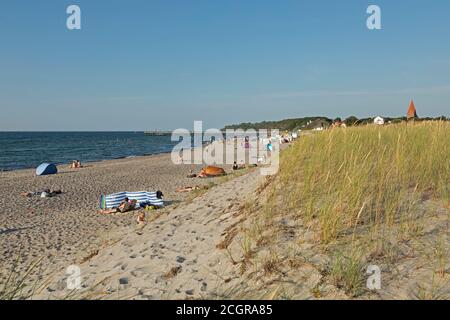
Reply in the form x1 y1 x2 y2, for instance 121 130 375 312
233 121 449 299
277 121 449 243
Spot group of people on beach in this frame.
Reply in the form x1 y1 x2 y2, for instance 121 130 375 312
69 160 82 169
41 141 272 227
99 190 165 226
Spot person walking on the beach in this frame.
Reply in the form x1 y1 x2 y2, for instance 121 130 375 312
178 149 184 164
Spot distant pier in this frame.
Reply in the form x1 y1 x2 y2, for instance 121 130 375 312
144 131 173 136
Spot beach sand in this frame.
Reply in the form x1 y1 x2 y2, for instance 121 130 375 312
0 151 239 285
0 139 278 298
33 168 264 299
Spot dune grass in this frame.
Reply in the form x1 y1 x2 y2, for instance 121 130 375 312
236 121 450 297
270 121 449 244
0 255 44 300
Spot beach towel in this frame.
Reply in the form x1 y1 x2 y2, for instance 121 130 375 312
99 191 164 210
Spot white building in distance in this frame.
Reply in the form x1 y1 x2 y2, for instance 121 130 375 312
374 116 385 125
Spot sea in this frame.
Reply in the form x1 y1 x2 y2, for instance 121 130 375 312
0 132 182 171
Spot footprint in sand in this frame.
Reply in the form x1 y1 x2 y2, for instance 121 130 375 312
186 259 197 266
131 270 144 278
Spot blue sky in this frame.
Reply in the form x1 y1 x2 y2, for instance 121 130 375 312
0 0 449 131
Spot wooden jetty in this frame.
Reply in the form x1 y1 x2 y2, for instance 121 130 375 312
144 131 173 136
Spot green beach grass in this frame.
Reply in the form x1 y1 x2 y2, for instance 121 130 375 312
237 121 449 298
272 121 449 244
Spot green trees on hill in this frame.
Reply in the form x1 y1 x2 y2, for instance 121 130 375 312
223 115 449 131
223 117 331 131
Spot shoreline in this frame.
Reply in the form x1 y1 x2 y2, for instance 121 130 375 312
0 151 224 283
0 141 266 294
0 139 224 172
0 149 175 173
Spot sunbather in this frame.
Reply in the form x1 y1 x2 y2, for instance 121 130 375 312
176 186 201 192
99 197 137 214
232 161 246 171
21 189 62 197
69 160 82 169
187 167 197 178
118 197 137 212
137 212 146 225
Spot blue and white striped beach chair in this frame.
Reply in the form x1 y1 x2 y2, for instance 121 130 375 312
99 191 164 210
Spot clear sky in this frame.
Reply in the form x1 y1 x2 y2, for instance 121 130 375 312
1 0 449 131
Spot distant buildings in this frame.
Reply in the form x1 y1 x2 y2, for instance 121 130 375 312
374 116 385 125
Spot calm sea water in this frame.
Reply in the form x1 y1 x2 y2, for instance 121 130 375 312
0 132 181 171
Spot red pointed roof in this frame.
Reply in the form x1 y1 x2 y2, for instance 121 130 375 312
407 100 418 119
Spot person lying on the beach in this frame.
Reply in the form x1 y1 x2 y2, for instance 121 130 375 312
21 189 62 197
99 197 137 214
186 167 197 178
232 161 246 171
117 197 137 212
176 186 201 193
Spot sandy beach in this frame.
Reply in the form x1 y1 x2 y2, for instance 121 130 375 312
33 167 265 299
0 151 237 286
0 136 280 298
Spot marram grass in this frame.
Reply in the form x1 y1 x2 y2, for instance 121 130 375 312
271 121 450 244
